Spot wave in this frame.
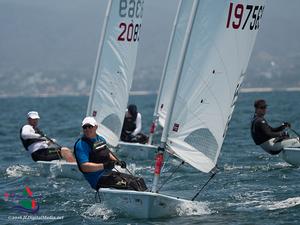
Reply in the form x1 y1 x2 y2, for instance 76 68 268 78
5 164 35 177
176 201 212 216
82 204 116 221
256 197 300 210
223 162 291 172
227 195 300 212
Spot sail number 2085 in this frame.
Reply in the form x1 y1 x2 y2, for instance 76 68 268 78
226 2 265 30
117 0 144 42
118 23 141 42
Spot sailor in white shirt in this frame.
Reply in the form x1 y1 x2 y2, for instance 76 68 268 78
20 111 75 162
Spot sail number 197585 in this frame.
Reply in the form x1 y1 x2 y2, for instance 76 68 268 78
226 2 265 30
117 0 144 42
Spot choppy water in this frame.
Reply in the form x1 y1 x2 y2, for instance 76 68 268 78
1 92 300 224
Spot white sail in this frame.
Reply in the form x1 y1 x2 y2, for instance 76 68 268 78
87 0 144 147
156 0 195 128
166 0 266 172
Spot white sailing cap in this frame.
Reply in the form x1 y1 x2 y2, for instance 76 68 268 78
82 116 98 127
27 111 40 119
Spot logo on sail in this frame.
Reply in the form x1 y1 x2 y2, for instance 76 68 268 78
172 123 180 132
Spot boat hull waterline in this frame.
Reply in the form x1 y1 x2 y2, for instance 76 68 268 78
282 147 300 166
96 188 206 218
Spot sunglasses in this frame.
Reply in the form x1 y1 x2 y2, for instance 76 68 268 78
82 124 94 129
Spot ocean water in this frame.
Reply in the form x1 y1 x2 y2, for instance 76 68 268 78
0 91 300 224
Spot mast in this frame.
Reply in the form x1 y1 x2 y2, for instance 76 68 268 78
147 0 183 145
86 0 113 116
151 0 200 193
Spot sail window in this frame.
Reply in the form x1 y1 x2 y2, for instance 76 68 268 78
101 114 122 135
184 128 218 161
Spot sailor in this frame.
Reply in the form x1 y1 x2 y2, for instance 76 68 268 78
20 111 75 162
74 116 147 191
251 99 300 155
121 104 148 144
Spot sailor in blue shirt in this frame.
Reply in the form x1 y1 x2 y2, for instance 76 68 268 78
74 116 119 190
75 116 147 191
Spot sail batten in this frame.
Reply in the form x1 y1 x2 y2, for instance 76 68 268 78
165 0 266 173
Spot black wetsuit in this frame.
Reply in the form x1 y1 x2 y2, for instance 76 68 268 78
251 115 285 145
121 117 136 141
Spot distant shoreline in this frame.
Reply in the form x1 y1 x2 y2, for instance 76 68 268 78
240 87 300 93
1 87 300 98
131 87 300 95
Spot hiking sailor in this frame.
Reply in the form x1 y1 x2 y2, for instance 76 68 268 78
251 99 300 155
74 116 147 191
121 104 148 144
20 111 75 162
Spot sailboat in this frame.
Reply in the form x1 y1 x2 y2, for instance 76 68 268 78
116 0 194 160
94 0 266 218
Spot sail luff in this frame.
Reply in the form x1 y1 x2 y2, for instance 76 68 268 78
161 0 199 144
156 0 197 128
152 0 183 119
148 0 183 145
87 0 113 116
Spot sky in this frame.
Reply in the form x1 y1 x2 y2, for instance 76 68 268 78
0 0 178 71
0 0 300 94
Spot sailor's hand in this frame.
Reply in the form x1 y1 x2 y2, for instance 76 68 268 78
128 134 135 141
103 161 115 170
116 160 127 169
37 130 45 137
129 134 138 142
282 122 291 128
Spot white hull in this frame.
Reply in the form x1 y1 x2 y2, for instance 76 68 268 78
115 142 157 160
282 147 300 166
37 160 83 180
98 188 193 218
